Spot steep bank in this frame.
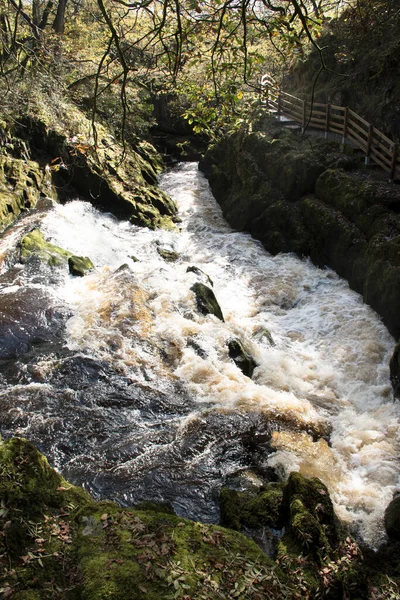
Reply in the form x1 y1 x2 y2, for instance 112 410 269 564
200 121 400 340
0 104 178 235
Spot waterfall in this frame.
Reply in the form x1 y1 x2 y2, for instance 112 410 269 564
0 162 399 547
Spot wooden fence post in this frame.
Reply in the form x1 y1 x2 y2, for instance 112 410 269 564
365 124 373 165
342 107 349 148
302 99 306 133
325 103 331 139
390 143 399 182
277 90 282 119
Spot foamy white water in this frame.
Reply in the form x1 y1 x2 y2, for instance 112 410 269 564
10 162 400 545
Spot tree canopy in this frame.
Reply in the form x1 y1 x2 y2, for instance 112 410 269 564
0 0 391 139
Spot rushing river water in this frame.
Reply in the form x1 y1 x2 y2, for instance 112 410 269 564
0 162 399 547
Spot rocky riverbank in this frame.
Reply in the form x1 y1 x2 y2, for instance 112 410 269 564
200 120 400 342
1 437 399 599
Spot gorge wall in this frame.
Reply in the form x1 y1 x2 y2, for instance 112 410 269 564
200 120 400 340
0 107 178 236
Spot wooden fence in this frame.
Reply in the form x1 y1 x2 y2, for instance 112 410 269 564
260 74 400 182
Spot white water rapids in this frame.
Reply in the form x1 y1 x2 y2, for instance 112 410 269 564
1 162 399 547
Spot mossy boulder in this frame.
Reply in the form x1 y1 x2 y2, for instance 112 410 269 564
190 282 224 321
228 338 257 378
281 472 339 559
0 437 295 600
220 473 372 598
220 483 285 531
68 255 95 276
385 496 400 541
157 247 179 261
19 228 72 266
221 473 338 559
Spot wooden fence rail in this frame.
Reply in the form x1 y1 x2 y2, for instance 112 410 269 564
260 74 400 181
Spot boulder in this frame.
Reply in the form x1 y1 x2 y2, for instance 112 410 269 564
157 247 179 261
385 495 400 541
68 255 95 276
20 228 72 266
228 338 257 378
220 483 285 531
190 282 224 321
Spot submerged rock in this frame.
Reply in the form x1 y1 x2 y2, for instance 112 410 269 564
68 255 95 276
253 326 275 346
190 282 224 321
228 338 257 378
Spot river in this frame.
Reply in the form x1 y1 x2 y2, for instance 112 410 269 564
0 162 399 547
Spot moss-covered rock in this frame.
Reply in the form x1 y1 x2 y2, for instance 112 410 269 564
281 472 339 559
68 255 95 276
190 282 224 321
157 247 179 261
1 439 398 599
20 228 72 266
0 156 53 232
0 437 295 600
220 483 285 531
220 473 376 599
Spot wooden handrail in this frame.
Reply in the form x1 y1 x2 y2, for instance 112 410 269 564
260 74 400 181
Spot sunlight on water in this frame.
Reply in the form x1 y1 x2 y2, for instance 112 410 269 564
1 162 399 545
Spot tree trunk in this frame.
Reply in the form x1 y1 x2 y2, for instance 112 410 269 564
52 0 67 34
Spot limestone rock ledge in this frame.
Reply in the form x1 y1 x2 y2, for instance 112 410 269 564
0 106 177 234
200 124 400 338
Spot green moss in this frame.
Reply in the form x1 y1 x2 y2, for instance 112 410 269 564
220 484 284 531
20 228 72 266
1 439 398 599
0 438 295 599
0 156 52 232
68 255 95 276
